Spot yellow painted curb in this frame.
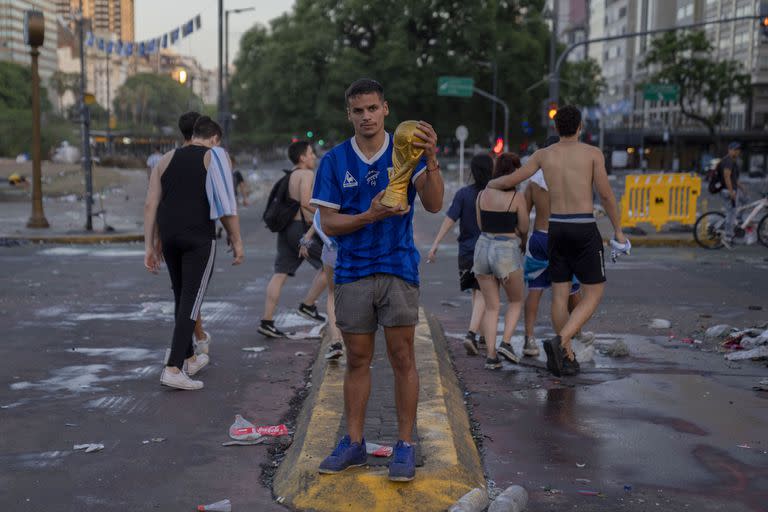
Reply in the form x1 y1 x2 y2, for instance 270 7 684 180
273 308 485 511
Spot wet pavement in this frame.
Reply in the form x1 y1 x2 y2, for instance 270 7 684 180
1 180 767 510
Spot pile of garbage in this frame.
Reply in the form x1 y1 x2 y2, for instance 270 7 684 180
705 324 768 361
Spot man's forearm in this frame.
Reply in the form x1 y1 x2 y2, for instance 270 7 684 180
602 194 623 234
488 174 522 190
420 169 444 213
220 215 242 242
143 203 157 250
322 210 372 236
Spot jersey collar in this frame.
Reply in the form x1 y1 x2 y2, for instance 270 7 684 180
351 132 390 165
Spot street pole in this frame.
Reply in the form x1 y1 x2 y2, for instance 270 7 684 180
224 9 230 147
473 87 509 152
491 60 498 139
217 0 224 130
25 11 49 228
547 0 559 137
106 50 111 154
78 0 94 231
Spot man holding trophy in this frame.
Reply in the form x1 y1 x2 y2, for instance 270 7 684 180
311 79 444 481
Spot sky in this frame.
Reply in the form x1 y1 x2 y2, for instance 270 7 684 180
134 0 293 70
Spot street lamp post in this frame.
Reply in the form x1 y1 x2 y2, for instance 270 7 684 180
77 0 94 231
24 10 49 228
223 7 255 147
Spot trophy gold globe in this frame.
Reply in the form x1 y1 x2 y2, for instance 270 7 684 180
380 121 425 209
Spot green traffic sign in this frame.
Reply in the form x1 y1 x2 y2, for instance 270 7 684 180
644 83 679 102
437 76 474 98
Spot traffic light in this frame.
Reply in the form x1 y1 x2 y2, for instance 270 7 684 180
492 137 504 155
762 16 768 37
541 99 558 128
306 131 314 138
548 103 558 121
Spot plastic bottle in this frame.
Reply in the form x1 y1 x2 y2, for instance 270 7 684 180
488 485 528 512
448 488 489 512
745 226 757 245
197 499 231 512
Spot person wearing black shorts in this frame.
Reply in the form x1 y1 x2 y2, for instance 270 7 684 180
487 106 629 377
427 154 493 355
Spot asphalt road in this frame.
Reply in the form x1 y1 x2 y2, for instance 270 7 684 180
2 192 767 511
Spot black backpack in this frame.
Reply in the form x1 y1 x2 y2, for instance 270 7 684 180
707 160 724 194
262 170 301 232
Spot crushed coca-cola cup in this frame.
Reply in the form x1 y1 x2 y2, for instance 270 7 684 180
365 442 393 457
255 424 289 437
229 414 260 441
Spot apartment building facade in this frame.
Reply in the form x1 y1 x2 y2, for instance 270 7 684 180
0 0 59 81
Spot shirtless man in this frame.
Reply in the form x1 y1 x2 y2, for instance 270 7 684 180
488 106 629 376
258 141 327 338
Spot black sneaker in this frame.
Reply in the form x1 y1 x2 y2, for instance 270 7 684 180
463 332 479 356
497 342 520 364
484 356 502 370
258 320 285 338
561 353 581 376
298 303 326 322
325 342 344 360
543 336 564 377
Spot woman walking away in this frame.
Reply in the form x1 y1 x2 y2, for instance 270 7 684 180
473 153 528 370
427 154 494 355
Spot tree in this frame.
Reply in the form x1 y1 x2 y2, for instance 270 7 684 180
49 71 80 116
113 73 201 130
229 0 602 150
560 58 606 107
0 61 52 111
642 30 751 146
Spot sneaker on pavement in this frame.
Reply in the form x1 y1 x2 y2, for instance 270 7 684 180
185 353 209 376
160 367 203 390
258 320 285 338
543 336 564 377
484 356 502 370
298 303 326 322
573 331 595 346
497 342 520 364
388 440 416 482
561 353 581 376
523 336 540 357
463 332 479 356
318 435 367 474
194 331 211 355
325 341 344 360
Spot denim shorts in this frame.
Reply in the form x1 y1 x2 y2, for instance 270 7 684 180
472 233 523 279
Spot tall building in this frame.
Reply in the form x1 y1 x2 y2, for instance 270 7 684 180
55 0 133 42
549 0 590 61
0 0 59 80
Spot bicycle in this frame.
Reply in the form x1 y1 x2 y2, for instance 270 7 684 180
693 194 768 249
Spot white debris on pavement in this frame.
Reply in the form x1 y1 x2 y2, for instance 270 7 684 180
725 346 768 361
73 443 104 453
649 319 671 329
705 324 734 340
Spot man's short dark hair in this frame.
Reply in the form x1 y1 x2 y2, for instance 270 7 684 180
554 105 582 137
178 111 201 141
192 116 222 140
345 78 384 105
288 140 312 165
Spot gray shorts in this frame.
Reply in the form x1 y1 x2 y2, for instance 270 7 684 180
275 221 322 276
334 274 419 333
473 234 523 279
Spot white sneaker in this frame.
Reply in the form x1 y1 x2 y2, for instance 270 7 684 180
185 353 210 376
194 331 211 355
573 331 595 346
164 350 210 376
523 336 540 357
160 367 203 390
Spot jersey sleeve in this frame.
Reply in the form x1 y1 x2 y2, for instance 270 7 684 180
445 188 463 221
411 155 429 183
310 152 341 210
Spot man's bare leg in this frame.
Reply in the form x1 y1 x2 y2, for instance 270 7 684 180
557 283 604 358
477 275 501 359
468 289 485 334
324 266 342 342
551 282 571 355
524 288 544 339
384 325 418 443
263 273 288 321
301 269 327 307
343 332 375 443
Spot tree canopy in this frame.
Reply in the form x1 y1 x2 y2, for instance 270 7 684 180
0 61 52 111
230 0 603 149
113 73 202 130
642 30 751 141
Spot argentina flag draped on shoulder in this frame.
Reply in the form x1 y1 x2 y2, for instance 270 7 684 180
206 147 237 220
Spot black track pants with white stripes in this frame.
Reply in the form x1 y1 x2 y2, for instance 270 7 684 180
162 236 216 369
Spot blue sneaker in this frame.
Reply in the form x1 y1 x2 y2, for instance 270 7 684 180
388 440 416 482
318 435 367 474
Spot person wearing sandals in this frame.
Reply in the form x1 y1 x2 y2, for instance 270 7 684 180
426 154 494 356
473 153 529 370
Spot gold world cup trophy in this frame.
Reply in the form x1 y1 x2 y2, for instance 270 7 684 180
381 120 424 209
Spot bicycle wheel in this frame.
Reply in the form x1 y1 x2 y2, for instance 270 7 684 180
694 211 726 249
758 215 768 248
